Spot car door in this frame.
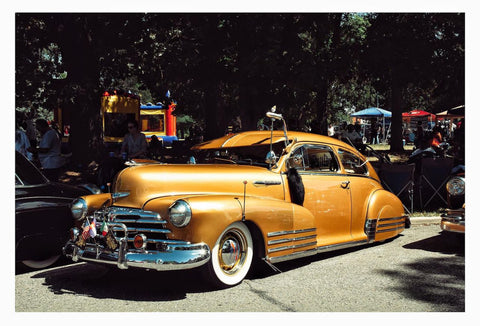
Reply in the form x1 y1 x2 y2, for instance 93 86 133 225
336 147 378 240
288 144 352 246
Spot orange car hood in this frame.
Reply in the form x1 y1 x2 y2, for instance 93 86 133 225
112 163 285 208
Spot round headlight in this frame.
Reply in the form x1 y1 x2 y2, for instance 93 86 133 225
168 200 192 228
71 198 88 221
446 177 465 196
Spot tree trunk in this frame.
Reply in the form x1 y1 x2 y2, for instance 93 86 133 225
389 69 405 152
54 15 102 165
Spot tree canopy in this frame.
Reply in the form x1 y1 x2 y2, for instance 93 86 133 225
15 13 464 162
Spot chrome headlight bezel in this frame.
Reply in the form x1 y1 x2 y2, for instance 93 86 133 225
446 176 465 196
168 200 192 228
71 198 88 221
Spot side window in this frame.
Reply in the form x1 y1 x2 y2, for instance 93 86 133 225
304 145 339 173
287 145 339 173
337 149 369 175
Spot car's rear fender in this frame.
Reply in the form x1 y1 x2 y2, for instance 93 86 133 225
365 189 406 242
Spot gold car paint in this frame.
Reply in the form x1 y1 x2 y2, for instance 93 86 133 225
78 130 405 263
112 163 285 208
365 189 406 241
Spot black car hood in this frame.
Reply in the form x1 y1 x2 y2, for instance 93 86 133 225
15 182 90 200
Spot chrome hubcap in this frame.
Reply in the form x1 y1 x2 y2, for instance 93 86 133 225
218 229 247 274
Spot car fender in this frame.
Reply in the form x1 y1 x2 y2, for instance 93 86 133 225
365 189 406 241
144 195 307 254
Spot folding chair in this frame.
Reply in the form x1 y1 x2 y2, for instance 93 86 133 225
379 163 415 214
419 157 454 209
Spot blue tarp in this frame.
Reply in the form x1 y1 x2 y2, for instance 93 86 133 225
350 107 392 118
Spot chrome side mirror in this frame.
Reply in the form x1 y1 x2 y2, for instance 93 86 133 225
265 151 277 165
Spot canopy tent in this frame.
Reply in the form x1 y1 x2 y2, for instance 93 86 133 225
402 110 436 130
350 107 391 143
436 105 465 118
402 110 436 119
351 107 392 118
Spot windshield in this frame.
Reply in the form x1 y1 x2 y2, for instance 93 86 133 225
15 151 49 185
194 142 285 167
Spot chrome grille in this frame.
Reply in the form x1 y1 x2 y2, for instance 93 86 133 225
93 207 172 250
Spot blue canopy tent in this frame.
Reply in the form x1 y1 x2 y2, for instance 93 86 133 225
350 107 392 118
351 107 392 143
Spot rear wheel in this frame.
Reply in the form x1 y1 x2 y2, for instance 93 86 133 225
21 255 60 270
203 222 253 287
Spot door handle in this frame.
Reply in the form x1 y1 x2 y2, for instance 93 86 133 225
341 181 350 189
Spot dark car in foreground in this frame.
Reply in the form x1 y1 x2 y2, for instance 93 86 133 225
15 151 100 270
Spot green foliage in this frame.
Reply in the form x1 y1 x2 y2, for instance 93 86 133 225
15 13 464 161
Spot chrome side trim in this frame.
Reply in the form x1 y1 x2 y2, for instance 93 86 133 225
253 180 282 186
268 228 316 237
365 219 377 241
376 226 405 233
378 216 405 222
377 221 406 228
268 248 318 263
268 241 317 254
268 239 368 264
268 234 316 245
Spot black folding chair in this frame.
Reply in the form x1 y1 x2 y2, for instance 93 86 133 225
419 157 454 209
379 163 415 214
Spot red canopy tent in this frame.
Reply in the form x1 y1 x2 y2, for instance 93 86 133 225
402 110 436 119
402 110 436 130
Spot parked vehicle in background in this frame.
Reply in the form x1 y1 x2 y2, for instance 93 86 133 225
441 165 465 234
63 110 409 288
15 151 100 270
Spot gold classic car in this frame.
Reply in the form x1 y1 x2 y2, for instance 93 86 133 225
63 112 409 287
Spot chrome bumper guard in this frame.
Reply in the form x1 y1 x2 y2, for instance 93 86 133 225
63 240 210 271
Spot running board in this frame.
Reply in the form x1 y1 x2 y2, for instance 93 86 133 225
267 239 368 264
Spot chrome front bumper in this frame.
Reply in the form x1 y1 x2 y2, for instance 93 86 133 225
440 208 465 234
63 239 211 271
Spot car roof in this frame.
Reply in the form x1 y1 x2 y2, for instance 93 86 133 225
192 130 353 150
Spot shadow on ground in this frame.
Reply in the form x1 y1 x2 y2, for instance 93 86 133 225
376 233 465 311
31 263 213 302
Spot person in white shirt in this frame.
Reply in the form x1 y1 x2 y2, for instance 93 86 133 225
16 126 33 160
28 119 64 182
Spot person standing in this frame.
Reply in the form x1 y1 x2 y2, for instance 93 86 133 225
328 124 335 137
27 119 64 182
15 119 33 160
121 120 147 159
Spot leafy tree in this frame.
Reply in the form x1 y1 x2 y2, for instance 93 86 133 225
363 13 464 151
15 12 464 164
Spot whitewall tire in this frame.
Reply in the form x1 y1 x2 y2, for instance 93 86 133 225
205 221 253 287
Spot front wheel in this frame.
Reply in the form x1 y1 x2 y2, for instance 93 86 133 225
203 222 253 288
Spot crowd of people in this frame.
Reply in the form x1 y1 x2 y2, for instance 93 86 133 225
16 116 154 183
326 117 464 162
16 113 465 184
